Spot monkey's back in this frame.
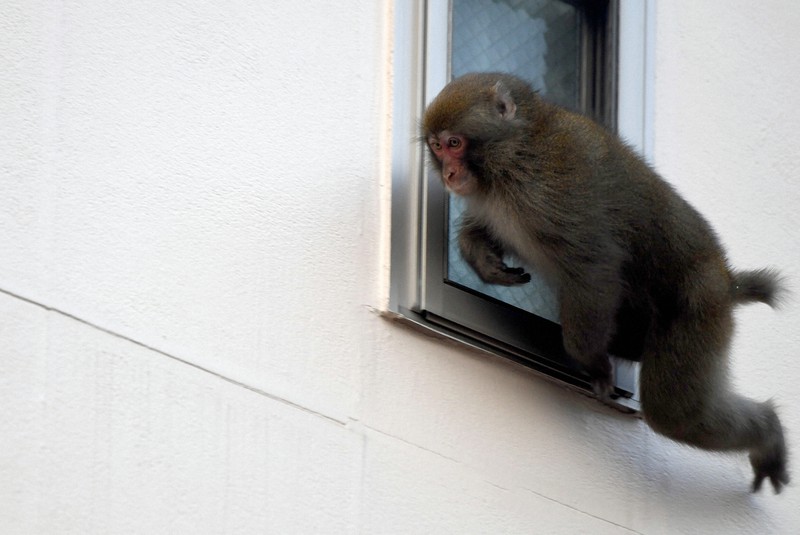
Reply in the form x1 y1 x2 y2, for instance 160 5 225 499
509 102 733 323
596 130 732 310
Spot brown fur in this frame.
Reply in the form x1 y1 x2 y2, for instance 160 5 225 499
424 72 789 493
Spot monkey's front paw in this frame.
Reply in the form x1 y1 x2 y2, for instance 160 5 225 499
480 264 531 286
500 265 531 285
750 447 790 494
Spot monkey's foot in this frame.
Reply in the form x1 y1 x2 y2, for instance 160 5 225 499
750 445 790 493
585 357 616 402
591 377 617 402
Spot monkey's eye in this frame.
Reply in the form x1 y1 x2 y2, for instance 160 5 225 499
447 137 461 148
429 140 442 151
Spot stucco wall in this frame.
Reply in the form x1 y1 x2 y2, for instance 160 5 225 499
2 1 799 533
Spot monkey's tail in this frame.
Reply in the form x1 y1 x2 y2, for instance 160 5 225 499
731 268 787 308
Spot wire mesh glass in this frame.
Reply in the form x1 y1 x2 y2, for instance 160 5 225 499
446 0 582 322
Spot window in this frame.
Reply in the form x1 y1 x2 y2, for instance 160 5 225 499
389 0 653 411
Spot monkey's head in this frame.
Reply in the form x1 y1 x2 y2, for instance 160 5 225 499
422 72 533 196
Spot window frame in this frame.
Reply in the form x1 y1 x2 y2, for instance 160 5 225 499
388 0 655 412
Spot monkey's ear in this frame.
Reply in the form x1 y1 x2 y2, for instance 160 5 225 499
491 81 517 121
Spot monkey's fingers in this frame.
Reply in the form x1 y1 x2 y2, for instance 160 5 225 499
500 265 531 284
476 260 531 286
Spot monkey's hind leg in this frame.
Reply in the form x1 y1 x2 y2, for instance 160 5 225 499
639 317 790 493
558 278 621 400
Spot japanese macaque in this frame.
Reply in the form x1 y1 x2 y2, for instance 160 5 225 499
423 72 789 493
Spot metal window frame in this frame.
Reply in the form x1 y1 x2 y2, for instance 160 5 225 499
388 0 655 412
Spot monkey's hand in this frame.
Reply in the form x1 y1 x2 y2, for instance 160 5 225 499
458 220 531 286
474 260 532 286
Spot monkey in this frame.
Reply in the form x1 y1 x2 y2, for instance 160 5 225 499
423 72 789 493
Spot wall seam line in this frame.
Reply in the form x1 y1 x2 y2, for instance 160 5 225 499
0 286 348 427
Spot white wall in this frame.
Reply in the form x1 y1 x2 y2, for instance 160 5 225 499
1 1 799 533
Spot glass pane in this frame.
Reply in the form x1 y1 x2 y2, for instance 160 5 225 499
447 0 582 322
451 0 580 108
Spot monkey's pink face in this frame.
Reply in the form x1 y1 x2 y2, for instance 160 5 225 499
427 131 476 196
